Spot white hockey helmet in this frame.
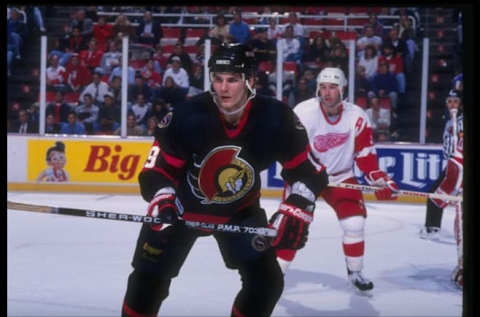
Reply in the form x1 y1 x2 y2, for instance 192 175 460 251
316 67 347 100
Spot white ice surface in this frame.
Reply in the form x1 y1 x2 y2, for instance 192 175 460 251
7 192 462 316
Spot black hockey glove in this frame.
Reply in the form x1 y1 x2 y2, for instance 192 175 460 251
268 195 314 249
146 188 183 232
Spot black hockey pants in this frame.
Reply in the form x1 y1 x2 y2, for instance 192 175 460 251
122 207 284 316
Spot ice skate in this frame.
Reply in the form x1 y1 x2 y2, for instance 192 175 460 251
419 226 440 241
348 269 374 295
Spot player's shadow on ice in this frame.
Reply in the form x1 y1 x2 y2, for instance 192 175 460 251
279 269 380 316
381 264 461 294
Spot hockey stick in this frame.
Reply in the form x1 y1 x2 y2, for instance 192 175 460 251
7 201 278 237
328 182 463 202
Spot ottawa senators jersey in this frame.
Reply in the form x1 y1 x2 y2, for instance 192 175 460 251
139 92 326 223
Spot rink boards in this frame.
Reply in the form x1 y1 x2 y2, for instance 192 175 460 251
7 134 448 203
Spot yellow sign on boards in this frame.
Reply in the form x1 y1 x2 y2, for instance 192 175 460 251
27 139 152 183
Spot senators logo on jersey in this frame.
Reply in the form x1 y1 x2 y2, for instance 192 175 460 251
188 146 255 204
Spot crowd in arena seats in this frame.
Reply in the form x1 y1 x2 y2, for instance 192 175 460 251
7 6 47 77
7 6 463 142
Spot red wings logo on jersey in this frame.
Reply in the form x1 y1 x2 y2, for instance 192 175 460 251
195 146 254 204
313 132 350 152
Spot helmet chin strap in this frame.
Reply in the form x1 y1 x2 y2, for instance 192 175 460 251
210 73 256 116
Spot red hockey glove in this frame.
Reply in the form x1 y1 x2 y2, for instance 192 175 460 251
431 159 463 209
367 170 399 200
268 196 314 249
147 189 182 232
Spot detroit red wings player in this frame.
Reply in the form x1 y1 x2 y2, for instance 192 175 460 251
277 67 399 292
431 125 463 289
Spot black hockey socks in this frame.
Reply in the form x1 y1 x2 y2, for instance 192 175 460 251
122 270 171 317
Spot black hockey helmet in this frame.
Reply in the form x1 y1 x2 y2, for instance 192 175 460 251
208 43 255 78
208 43 257 115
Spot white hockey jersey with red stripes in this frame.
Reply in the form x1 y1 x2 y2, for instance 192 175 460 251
294 98 380 184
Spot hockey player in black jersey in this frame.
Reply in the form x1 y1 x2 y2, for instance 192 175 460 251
121 43 329 317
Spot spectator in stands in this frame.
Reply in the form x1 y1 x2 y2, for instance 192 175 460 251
282 12 305 38
97 92 120 134
140 59 163 90
71 9 94 42
68 26 87 53
257 7 272 25
358 44 379 81
328 41 348 73
254 72 275 97
149 98 172 121
397 24 417 75
45 113 61 134
267 17 282 41
398 13 413 40
302 68 317 94
365 12 384 37
293 76 314 105
79 70 110 104
75 93 99 134
136 10 162 46
100 39 122 75
145 116 158 136
115 113 145 136
208 13 231 45
229 10 251 44
108 75 123 104
85 6 98 21
64 53 92 93
278 25 301 63
79 38 104 71
383 27 408 59
156 75 187 106
130 93 151 128
7 101 22 125
304 35 330 67
60 111 86 134
46 54 67 92
167 42 194 77
7 8 27 60
26 100 40 127
162 57 190 95
28 6 47 33
249 28 276 65
182 6 210 25
355 64 374 98
129 75 153 103
371 61 399 115
112 14 135 41
109 63 136 86
356 24 383 57
92 15 113 52
10 109 38 134
188 63 204 97
366 96 391 142
378 43 406 94
48 24 75 67
152 42 168 73
46 91 72 124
